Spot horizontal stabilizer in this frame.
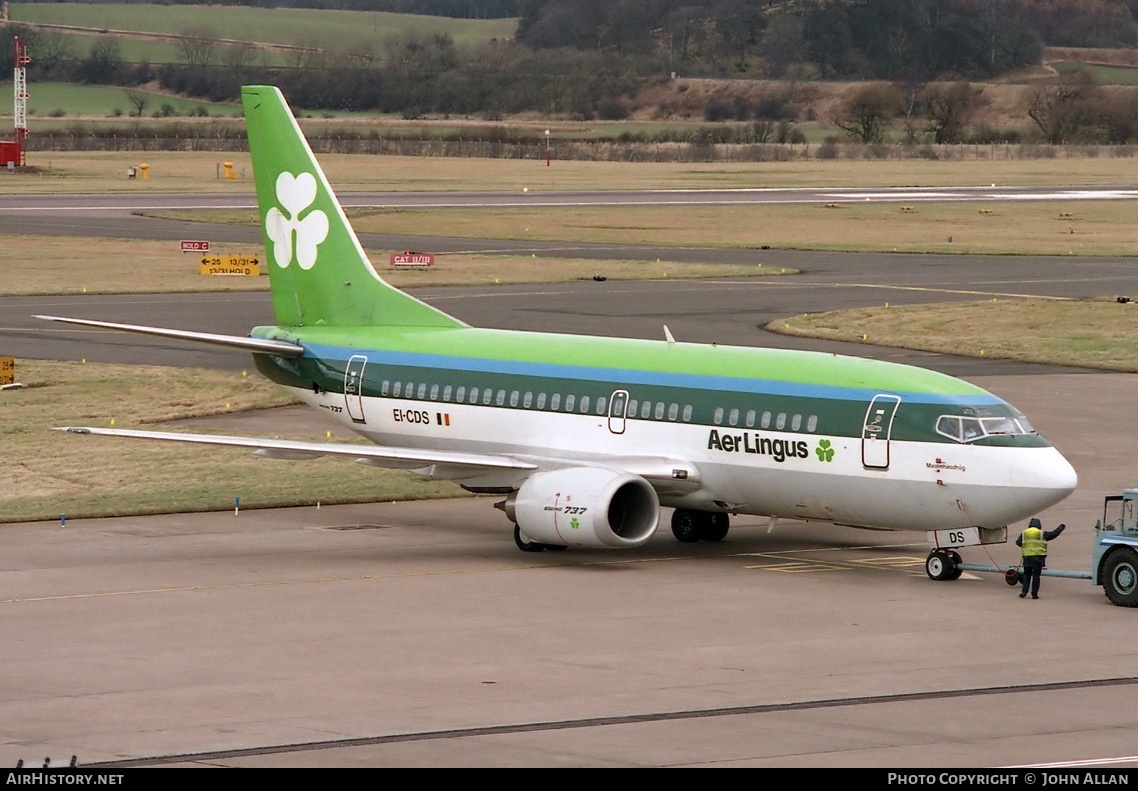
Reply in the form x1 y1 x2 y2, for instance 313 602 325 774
36 315 304 358
57 427 538 472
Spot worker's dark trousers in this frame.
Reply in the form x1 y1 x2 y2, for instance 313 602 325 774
1021 559 1044 597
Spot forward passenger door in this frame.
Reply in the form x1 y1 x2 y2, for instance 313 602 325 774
862 394 901 469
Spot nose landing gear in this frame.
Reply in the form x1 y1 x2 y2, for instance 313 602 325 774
925 550 963 581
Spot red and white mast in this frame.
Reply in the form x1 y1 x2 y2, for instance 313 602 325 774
14 35 29 166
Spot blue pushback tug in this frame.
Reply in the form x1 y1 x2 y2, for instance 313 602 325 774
1093 489 1138 607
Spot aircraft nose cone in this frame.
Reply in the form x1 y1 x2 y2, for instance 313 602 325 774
1019 447 1078 513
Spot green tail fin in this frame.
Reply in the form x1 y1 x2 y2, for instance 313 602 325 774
241 85 464 329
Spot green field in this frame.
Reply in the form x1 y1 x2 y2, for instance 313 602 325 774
775 299 1138 371
9 3 518 58
1051 60 1138 85
18 82 239 118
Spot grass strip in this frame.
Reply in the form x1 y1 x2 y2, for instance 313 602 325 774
0 360 462 523
772 298 1138 371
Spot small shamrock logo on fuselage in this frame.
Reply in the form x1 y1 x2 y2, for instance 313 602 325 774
816 439 835 462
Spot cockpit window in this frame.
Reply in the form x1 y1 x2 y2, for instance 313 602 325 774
981 416 1019 435
936 413 1037 443
936 416 962 441
962 418 984 441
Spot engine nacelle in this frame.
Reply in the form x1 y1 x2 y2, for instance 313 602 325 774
506 467 660 549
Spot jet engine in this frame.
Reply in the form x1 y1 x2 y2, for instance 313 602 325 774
504 467 660 549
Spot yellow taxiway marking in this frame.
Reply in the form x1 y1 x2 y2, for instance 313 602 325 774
856 556 929 569
745 560 849 573
743 550 928 574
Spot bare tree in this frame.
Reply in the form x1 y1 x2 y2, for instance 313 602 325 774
1090 88 1138 143
124 88 148 117
82 37 122 84
177 27 219 70
1026 69 1100 144
833 83 901 143
761 12 806 78
896 76 927 143
35 30 74 75
923 82 984 144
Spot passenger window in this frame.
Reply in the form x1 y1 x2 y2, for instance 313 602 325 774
496 389 506 406
682 405 693 422
653 402 664 420
580 396 590 413
565 394 576 412
596 396 607 415
713 407 724 425
728 408 739 426
430 384 439 401
668 403 678 421
745 409 755 427
381 380 390 396
791 414 802 431
443 385 452 402
551 393 561 411
776 413 787 430
627 398 638 416
392 381 401 398
537 393 547 410
417 383 427 400
509 390 519 407
405 382 413 398
482 389 493 405
807 415 818 432
761 411 771 428
468 387 478 404
640 401 651 419
524 391 533 408
611 393 626 417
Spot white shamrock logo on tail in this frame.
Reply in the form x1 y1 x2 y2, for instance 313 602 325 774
265 172 329 270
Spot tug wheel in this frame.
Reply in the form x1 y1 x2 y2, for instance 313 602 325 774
1103 548 1138 607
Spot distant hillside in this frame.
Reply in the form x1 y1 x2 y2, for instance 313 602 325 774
6 0 522 19
6 2 518 59
518 0 1138 80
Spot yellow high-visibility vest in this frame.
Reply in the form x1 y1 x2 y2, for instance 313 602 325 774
1021 526 1047 557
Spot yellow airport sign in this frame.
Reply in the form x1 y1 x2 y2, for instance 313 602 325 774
200 255 260 276
0 356 14 386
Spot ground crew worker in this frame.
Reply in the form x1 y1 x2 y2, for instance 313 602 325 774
1016 517 1066 599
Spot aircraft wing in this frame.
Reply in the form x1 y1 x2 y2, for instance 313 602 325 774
56 428 702 493
57 427 538 476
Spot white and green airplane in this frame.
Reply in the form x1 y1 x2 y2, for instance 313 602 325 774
41 86 1077 580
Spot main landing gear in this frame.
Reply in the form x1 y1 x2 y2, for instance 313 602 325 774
925 550 963 581
671 509 730 543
